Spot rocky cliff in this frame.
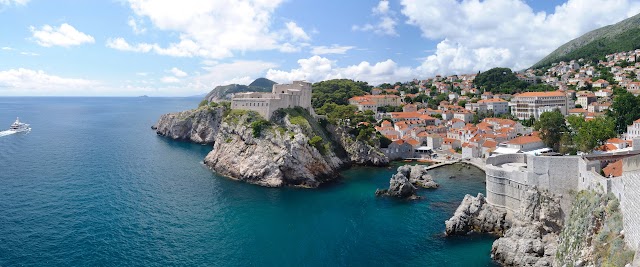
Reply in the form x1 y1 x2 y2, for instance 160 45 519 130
152 106 225 144
203 109 346 188
555 191 635 267
490 188 563 267
445 193 508 236
326 125 389 166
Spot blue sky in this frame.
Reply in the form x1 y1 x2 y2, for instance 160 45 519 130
1 0 640 96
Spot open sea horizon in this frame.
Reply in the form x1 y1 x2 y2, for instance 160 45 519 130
0 97 497 266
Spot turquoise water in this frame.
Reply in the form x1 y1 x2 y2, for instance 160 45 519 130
0 97 497 266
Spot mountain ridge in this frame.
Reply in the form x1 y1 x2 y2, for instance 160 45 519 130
203 78 277 102
532 13 640 69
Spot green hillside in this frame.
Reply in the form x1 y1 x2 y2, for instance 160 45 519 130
533 13 640 69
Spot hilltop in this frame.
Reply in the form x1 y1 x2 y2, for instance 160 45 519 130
533 13 640 69
203 78 277 102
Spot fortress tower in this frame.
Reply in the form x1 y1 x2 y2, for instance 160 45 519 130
230 81 313 119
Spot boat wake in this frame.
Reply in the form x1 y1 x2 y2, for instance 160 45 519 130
0 130 17 137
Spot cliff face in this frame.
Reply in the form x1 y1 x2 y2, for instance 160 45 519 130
445 193 508 236
203 110 346 188
327 125 389 166
152 106 225 144
555 191 635 267
490 188 563 267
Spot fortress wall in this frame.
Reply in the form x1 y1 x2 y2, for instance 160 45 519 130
622 155 640 250
485 152 640 250
485 164 530 212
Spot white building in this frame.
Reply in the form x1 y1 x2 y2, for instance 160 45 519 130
509 91 569 120
231 81 313 119
626 119 640 140
466 98 509 115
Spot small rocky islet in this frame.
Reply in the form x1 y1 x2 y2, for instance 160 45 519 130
375 164 438 200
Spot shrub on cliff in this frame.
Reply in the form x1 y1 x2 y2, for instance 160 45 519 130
251 119 271 138
308 136 325 154
555 191 635 266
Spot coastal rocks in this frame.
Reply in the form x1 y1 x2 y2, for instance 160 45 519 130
326 124 389 166
375 165 438 199
490 188 564 267
203 110 345 188
406 165 438 189
375 172 418 199
152 106 224 144
445 193 507 236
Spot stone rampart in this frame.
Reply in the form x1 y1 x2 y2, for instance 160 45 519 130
622 155 640 250
486 152 640 250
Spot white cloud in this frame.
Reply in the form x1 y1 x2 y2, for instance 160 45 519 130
30 23 95 47
136 72 149 76
19 51 38 56
0 0 28 6
401 0 640 76
266 56 415 85
311 45 355 55
110 0 309 59
160 76 180 83
1 46 12 50
195 60 278 87
128 17 146 34
353 0 397 36
106 37 153 53
285 21 310 41
0 68 99 96
169 67 187 77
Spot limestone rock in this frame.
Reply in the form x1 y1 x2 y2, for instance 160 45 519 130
152 106 224 144
387 173 418 198
491 187 563 267
326 124 389 166
406 165 439 189
203 111 345 188
376 165 439 199
445 193 507 236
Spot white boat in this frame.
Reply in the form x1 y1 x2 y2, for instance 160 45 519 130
8 117 30 132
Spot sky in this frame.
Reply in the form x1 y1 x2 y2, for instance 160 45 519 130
1 0 640 96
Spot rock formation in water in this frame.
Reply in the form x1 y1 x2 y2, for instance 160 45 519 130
326 124 389 166
375 165 438 199
490 188 563 267
375 172 418 199
203 109 345 188
445 187 563 266
152 106 225 144
404 165 438 189
445 193 508 236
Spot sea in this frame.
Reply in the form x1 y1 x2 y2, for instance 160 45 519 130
0 97 497 266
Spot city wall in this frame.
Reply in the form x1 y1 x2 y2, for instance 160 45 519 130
621 155 640 250
486 152 639 249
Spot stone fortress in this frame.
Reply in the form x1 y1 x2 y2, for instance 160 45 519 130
230 81 313 119
484 149 640 251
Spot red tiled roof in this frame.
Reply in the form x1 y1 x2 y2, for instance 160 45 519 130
516 91 565 97
602 160 623 177
507 135 542 145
